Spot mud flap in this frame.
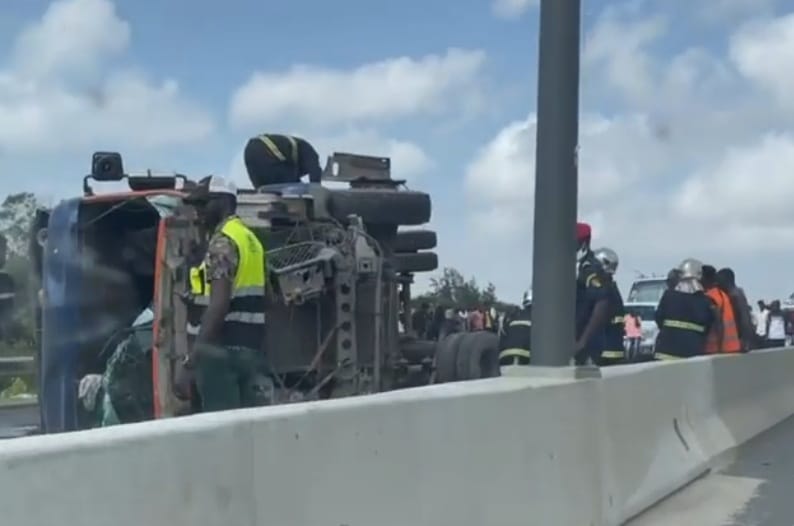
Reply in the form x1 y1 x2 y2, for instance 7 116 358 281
152 212 199 418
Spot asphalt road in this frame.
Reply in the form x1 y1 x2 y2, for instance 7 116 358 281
0 402 40 439
631 414 794 526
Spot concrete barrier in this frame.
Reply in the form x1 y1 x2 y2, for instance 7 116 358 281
2 348 794 526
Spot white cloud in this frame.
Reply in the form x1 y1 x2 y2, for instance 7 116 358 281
12 0 130 81
492 0 538 19
0 0 213 155
229 48 486 129
730 14 794 111
460 4 794 301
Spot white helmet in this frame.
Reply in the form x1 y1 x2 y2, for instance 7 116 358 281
522 290 533 309
593 247 619 275
678 258 703 280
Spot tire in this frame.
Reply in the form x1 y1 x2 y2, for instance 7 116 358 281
327 189 431 226
393 229 437 252
435 332 465 383
392 252 438 273
456 332 501 380
399 338 436 363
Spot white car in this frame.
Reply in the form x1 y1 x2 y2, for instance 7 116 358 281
624 301 659 360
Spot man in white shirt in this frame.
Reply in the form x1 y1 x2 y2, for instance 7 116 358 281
754 300 769 347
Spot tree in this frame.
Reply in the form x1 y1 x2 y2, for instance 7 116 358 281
416 267 516 311
0 192 40 353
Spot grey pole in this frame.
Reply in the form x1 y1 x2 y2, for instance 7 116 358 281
530 0 581 366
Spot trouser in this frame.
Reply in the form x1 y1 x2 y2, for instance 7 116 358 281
765 338 785 349
194 343 270 412
574 347 602 366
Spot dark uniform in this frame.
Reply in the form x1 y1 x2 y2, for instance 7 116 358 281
654 289 715 360
498 307 532 366
574 253 609 366
601 281 626 365
244 134 322 188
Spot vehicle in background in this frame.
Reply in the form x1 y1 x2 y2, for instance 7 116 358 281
626 276 667 304
623 302 658 360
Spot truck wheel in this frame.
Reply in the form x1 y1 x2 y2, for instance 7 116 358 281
456 332 500 380
392 252 438 273
393 229 437 252
328 189 431 226
435 332 465 383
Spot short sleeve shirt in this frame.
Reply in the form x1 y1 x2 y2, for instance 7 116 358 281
204 217 240 283
575 252 610 340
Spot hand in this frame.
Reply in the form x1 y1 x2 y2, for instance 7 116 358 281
174 360 194 401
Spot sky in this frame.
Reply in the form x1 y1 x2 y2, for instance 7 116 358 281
1 0 793 303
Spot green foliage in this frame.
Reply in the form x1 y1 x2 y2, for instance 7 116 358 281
0 192 40 351
414 267 516 311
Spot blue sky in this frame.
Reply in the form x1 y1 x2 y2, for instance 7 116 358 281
1 0 794 302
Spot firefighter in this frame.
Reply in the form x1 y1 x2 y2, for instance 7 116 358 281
177 175 269 412
654 258 716 360
244 133 322 187
593 247 626 365
498 292 532 366
574 223 610 366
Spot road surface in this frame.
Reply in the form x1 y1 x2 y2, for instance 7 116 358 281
631 414 794 525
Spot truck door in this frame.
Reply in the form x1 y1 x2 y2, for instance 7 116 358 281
151 210 200 418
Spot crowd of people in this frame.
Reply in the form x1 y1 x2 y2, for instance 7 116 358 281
408 303 503 341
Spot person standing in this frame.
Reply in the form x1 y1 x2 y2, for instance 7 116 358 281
654 258 716 360
573 223 610 366
624 312 642 360
765 300 786 348
755 300 769 348
701 265 741 355
498 294 533 366
593 247 626 365
178 175 269 412
412 302 431 339
717 268 754 351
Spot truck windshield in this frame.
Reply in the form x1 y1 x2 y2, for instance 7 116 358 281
627 280 666 303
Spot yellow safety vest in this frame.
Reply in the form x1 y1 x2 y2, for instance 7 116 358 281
192 217 267 347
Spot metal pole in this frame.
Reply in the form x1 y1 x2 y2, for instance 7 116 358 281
530 0 581 366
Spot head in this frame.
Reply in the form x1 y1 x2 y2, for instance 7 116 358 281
758 300 766 311
770 300 782 314
185 175 238 232
666 268 682 290
678 258 703 282
593 247 619 277
700 264 717 288
576 222 592 258
717 268 736 290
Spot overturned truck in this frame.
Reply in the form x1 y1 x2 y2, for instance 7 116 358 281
33 151 500 433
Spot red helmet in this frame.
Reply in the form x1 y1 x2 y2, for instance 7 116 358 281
576 222 592 244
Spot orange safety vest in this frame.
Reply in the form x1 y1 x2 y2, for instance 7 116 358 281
705 288 741 354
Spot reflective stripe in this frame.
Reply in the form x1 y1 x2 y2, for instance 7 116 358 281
234 285 265 297
225 311 266 324
259 135 287 161
187 324 200 336
585 273 601 287
509 320 532 328
602 350 624 359
499 348 530 359
612 315 624 325
662 319 705 333
655 353 683 361
286 135 298 164
0 292 14 300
